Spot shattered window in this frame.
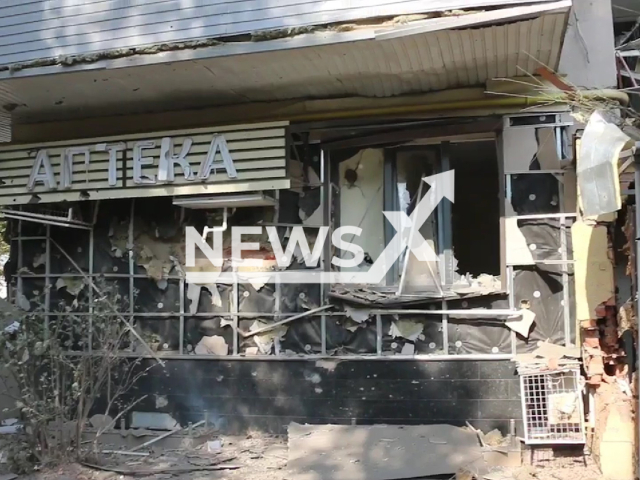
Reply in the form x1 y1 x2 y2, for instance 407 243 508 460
332 141 502 295
6 122 566 360
394 149 439 292
337 148 385 278
334 147 439 288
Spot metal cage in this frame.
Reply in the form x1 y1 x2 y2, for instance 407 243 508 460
520 369 585 444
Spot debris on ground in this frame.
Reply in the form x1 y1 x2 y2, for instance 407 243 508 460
514 340 581 374
483 429 506 447
0 422 606 480
288 423 489 480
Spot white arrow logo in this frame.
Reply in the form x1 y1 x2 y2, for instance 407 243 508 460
339 170 455 284
185 170 455 285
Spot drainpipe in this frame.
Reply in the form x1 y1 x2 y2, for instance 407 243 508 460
288 89 629 122
634 142 640 478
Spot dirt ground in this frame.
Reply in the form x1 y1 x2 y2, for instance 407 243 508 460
8 432 288 480
0 432 605 480
491 455 602 480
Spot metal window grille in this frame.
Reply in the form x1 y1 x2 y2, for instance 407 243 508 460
2 205 91 229
520 369 585 444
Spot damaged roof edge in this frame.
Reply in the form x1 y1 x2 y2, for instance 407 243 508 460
0 1 570 80
376 0 571 40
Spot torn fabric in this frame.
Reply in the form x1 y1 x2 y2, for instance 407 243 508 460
446 295 512 354
514 266 571 352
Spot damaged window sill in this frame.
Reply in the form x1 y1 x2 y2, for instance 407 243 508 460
63 351 515 361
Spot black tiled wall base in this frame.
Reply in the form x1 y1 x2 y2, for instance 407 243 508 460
125 359 523 435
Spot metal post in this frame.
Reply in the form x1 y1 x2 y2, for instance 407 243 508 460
508 265 516 355
16 218 22 304
179 276 185 355
274 277 282 356
128 200 135 346
376 314 382 356
383 148 397 286
321 149 329 355
560 216 571 346
439 142 453 287
232 270 239 356
442 300 449 354
89 202 99 353
633 146 640 474
439 143 452 353
273 177 282 356
88 229 94 353
44 225 51 337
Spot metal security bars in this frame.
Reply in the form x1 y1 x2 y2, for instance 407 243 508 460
520 369 585 444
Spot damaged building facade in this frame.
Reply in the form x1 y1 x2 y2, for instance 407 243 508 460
0 0 634 476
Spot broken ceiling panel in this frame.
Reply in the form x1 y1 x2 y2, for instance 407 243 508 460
1 4 571 125
186 316 234 352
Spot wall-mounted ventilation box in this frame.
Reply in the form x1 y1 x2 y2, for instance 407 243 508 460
520 369 586 444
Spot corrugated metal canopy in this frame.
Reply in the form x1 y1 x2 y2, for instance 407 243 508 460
0 1 570 127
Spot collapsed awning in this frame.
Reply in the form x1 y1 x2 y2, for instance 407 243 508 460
0 1 571 139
